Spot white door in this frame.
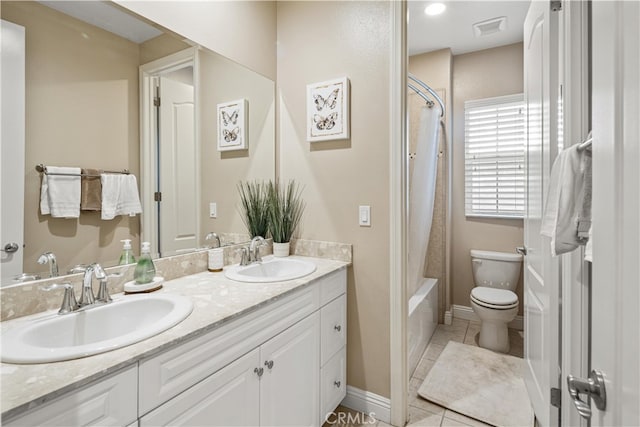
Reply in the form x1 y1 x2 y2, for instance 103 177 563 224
140 348 261 426
523 2 561 426
588 2 640 426
158 76 198 256
260 312 319 427
0 20 25 284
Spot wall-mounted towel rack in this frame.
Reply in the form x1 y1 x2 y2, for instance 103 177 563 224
577 132 592 151
35 164 130 177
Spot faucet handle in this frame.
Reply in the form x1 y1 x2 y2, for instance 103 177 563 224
92 263 106 280
96 278 112 304
236 247 250 266
43 283 79 314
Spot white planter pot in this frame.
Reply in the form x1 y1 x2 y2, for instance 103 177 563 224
272 242 290 257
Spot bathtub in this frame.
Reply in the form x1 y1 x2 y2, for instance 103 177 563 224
408 278 438 377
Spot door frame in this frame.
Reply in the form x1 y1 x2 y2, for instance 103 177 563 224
389 1 408 426
139 47 199 257
558 1 590 426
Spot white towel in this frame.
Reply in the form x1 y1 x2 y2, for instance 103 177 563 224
39 166 81 218
101 174 142 220
584 225 593 262
541 144 592 256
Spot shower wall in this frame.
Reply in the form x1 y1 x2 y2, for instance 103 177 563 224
408 49 452 323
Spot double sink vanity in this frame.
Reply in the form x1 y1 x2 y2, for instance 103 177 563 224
1 249 349 426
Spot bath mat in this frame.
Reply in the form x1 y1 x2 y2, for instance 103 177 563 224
418 341 533 427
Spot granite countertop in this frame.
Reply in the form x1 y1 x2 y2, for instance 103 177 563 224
0 256 348 421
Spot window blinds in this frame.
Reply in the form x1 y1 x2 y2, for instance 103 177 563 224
464 94 525 218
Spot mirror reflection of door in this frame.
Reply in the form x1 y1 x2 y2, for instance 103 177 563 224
143 58 199 258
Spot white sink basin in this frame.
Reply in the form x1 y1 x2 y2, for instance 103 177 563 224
1 294 193 364
225 257 316 283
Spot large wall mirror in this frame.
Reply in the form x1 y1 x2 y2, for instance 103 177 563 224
0 1 275 286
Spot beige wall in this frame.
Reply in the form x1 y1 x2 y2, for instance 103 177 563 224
277 1 392 398
115 1 277 80
198 51 275 237
451 43 525 314
2 2 142 275
408 49 452 322
139 33 190 65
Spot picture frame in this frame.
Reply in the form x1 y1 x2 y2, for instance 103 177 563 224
306 77 350 142
217 99 248 151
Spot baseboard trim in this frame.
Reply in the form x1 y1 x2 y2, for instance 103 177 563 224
341 385 391 424
452 304 524 330
443 310 453 325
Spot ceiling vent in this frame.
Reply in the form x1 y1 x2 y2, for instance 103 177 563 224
472 16 507 37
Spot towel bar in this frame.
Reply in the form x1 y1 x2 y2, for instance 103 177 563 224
35 164 130 177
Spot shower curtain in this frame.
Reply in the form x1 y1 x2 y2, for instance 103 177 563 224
408 105 441 291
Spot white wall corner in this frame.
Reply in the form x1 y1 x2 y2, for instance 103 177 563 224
452 304 524 330
341 386 391 424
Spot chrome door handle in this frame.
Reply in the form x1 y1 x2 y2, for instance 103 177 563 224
1 243 19 253
516 247 527 256
567 370 607 420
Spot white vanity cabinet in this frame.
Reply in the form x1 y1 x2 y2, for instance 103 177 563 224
5 366 138 427
3 266 347 427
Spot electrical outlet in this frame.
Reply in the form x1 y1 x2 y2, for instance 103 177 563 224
359 205 371 227
209 202 217 218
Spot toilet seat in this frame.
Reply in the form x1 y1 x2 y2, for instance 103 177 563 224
471 287 518 310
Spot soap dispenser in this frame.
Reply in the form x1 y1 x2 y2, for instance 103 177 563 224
205 232 223 272
134 242 156 284
118 239 136 265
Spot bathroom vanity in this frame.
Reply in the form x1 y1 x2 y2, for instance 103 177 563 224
1 256 347 427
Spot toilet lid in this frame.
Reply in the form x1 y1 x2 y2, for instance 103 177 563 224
471 287 518 306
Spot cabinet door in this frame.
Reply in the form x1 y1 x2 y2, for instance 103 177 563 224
260 312 320 427
140 348 260 426
5 366 137 427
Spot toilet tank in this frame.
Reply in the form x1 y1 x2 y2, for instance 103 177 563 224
470 249 523 291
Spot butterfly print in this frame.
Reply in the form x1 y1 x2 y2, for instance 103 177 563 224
223 127 240 142
313 112 338 131
221 110 239 126
313 88 339 111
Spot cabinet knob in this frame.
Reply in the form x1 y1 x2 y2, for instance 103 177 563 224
254 367 264 377
334 380 341 388
334 325 342 332
264 360 274 369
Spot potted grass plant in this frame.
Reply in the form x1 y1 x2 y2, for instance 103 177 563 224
268 180 305 257
237 180 270 239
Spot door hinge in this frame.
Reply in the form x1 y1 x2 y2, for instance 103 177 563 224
154 97 161 107
154 192 162 202
551 387 562 408
551 1 562 12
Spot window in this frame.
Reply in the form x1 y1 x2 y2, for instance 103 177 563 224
464 94 525 218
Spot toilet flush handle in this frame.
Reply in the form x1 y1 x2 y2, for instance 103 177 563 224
472 259 482 264
516 247 528 256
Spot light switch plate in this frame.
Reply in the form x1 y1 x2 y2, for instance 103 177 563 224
209 202 217 218
359 205 371 227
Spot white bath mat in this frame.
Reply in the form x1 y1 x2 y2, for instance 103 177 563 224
418 341 534 427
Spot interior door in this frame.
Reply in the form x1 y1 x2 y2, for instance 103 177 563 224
0 20 25 284
589 1 640 425
523 2 561 426
158 76 198 256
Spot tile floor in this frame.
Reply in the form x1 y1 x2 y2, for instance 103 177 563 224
325 318 524 427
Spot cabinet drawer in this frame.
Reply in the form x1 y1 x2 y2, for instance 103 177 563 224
319 268 346 306
139 285 318 415
320 294 346 365
320 348 346 423
6 366 138 427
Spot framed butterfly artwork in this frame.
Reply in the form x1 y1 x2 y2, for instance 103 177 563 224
306 77 350 142
217 99 248 151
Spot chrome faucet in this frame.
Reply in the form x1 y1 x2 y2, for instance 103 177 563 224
79 263 106 307
249 236 266 263
37 252 59 277
43 283 79 314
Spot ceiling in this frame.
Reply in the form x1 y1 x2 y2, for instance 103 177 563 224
408 0 531 56
38 1 162 44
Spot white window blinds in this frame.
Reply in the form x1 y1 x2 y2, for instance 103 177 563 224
464 94 525 218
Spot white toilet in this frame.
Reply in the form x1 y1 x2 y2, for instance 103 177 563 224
469 249 523 353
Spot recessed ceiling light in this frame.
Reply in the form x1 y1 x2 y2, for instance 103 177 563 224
424 2 446 16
